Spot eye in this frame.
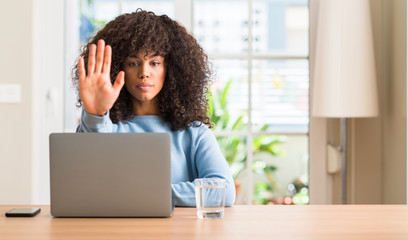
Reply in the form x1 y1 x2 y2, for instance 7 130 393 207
151 61 160 66
127 61 139 67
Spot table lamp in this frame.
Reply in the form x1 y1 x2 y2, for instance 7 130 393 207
312 0 379 204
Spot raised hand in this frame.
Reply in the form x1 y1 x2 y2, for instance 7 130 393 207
78 39 125 116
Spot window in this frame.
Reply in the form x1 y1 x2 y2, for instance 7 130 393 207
64 0 309 205
193 0 309 204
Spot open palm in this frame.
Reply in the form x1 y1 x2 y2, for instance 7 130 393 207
78 39 125 116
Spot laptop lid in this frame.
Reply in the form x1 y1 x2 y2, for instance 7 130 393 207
49 133 172 217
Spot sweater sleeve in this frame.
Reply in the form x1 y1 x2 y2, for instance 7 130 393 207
76 109 116 133
171 128 236 207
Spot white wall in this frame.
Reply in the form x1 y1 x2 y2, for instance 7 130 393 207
0 0 34 204
352 0 406 204
381 0 407 203
0 0 64 204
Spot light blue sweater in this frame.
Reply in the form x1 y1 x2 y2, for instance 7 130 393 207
77 110 236 207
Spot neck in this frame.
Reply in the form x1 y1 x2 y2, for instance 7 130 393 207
132 99 160 116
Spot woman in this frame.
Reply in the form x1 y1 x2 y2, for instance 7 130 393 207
73 9 235 206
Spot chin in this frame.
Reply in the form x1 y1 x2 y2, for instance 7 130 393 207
135 95 155 102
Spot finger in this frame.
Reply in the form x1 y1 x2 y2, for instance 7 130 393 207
94 39 105 73
87 44 96 74
78 57 86 81
102 45 112 74
113 71 125 96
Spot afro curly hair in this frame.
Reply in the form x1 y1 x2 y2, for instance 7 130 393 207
73 9 214 131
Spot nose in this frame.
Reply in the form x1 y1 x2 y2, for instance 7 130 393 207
139 72 150 79
139 64 150 79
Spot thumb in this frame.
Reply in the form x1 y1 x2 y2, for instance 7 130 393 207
113 71 125 95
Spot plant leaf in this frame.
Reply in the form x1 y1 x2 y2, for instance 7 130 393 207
220 79 232 110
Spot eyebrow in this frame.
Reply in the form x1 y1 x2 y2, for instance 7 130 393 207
127 54 163 60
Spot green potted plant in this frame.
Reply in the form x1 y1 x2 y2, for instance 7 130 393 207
207 79 286 204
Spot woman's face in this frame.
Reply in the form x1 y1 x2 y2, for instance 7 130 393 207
123 50 166 104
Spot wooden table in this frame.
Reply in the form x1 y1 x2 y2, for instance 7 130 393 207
1 205 408 239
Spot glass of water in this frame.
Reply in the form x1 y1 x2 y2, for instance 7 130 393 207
195 178 226 219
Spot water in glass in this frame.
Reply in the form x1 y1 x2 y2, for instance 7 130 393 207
195 182 226 219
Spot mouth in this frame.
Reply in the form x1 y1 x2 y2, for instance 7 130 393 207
136 83 153 91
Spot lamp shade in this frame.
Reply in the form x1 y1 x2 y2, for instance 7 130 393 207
312 0 379 118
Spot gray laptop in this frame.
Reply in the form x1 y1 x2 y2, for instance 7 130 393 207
49 133 172 217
